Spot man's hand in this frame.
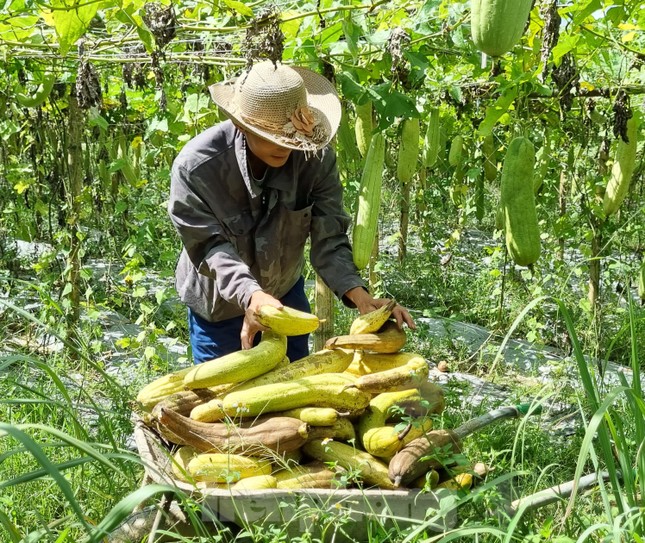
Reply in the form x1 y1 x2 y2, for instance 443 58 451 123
344 287 416 331
242 290 283 349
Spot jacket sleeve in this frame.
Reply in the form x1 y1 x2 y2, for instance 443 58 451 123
168 162 262 311
308 147 367 305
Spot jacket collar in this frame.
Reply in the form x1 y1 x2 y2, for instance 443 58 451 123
234 127 296 198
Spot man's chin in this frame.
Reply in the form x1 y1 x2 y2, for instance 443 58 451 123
267 156 290 168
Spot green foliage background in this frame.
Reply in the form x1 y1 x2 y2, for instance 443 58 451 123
1 0 643 340
0 0 645 541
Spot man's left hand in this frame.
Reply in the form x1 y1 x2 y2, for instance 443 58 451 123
344 287 416 330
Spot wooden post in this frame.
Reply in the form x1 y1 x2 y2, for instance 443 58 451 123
558 169 568 261
312 274 334 351
65 93 85 353
399 181 410 263
369 231 380 290
588 226 601 311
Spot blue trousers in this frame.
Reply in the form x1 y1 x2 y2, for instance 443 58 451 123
188 276 311 364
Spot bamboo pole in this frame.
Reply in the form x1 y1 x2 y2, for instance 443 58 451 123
65 92 84 355
399 181 410 263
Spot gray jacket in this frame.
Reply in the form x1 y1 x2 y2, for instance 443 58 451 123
168 120 366 322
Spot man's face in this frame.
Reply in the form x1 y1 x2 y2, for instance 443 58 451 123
244 129 292 168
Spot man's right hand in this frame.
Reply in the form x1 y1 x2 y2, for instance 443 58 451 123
241 290 283 349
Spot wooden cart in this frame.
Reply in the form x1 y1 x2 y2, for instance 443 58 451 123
111 406 606 542
109 419 458 542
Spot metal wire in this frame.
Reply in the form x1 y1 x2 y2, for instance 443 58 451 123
0 0 388 64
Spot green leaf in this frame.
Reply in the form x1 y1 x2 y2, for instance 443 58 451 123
155 289 165 305
319 20 343 45
606 5 629 24
370 83 418 128
0 120 20 140
88 111 109 131
136 25 154 53
406 50 430 73
0 16 40 41
336 70 366 102
447 85 463 104
147 117 169 134
568 0 602 24
280 12 301 41
341 19 361 60
184 92 210 114
112 2 154 52
551 34 580 64
221 0 253 17
43 0 100 56
133 285 147 297
477 87 518 137
122 0 147 11
108 158 128 174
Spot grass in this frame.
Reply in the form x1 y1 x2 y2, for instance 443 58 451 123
1 245 644 542
0 353 142 541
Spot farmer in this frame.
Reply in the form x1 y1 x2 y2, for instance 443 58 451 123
168 60 415 364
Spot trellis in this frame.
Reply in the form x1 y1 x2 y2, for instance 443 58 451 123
1 0 644 347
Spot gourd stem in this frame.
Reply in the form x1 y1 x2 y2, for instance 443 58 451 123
397 422 413 441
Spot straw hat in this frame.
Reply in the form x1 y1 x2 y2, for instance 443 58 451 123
209 61 341 152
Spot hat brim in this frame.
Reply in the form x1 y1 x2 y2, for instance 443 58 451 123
209 66 341 152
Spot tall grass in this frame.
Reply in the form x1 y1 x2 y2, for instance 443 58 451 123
1 288 643 542
560 292 645 541
397 292 644 542
0 297 167 542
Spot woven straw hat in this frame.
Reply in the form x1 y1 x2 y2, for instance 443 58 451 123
209 61 341 152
